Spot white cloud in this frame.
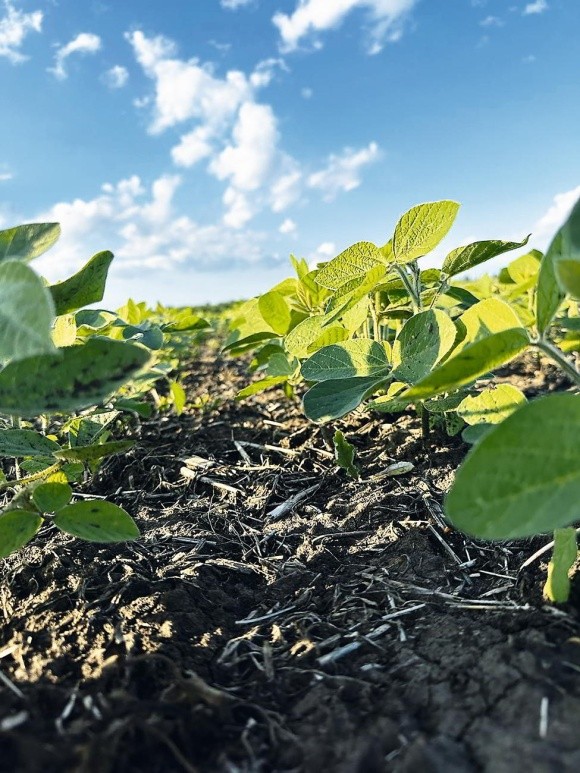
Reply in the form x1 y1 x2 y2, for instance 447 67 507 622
102 65 129 89
210 102 278 192
0 1 42 64
308 142 380 201
309 241 336 268
171 126 214 167
531 186 580 248
221 0 254 8
48 32 101 80
33 174 271 281
480 15 504 26
523 0 548 15
273 0 417 55
270 168 303 212
126 30 251 135
279 218 297 235
0 170 13 182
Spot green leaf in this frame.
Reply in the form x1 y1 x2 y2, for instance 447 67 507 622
552 196 580 298
32 482 72 513
114 398 153 418
54 500 140 542
0 510 43 557
324 264 387 323
393 201 460 264
0 223 60 263
536 235 565 337
442 236 530 278
315 242 384 290
301 339 390 382
367 381 411 414
333 430 359 479
0 338 150 417
236 376 288 399
456 298 523 349
0 260 56 362
544 528 578 604
258 291 292 336
55 440 134 463
461 423 494 445
457 384 526 425
52 314 77 347
170 381 187 415
506 249 541 283
284 315 347 358
0 429 60 458
49 251 114 315
446 394 580 538
303 374 389 422
401 328 530 402
266 351 296 377
392 309 457 384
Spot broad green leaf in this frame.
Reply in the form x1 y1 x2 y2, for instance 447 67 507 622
32 482 72 513
266 352 295 377
393 201 460 264
536 236 564 337
236 376 288 399
170 381 187 415
0 338 150 417
442 236 530 278
457 384 526 425
302 339 390 382
0 223 60 263
461 423 494 445
401 328 530 402
446 394 580 538
325 264 387 324
67 411 120 447
224 298 276 351
392 309 457 384
258 291 292 336
303 373 389 422
0 429 60 458
54 500 140 542
0 510 43 557
341 297 371 336
52 314 77 347
552 196 580 298
114 398 153 419
284 315 347 358
456 298 522 348
75 309 115 330
423 390 470 413
333 431 359 479
0 260 55 362
506 249 541 283
54 440 134 463
544 528 578 604
121 324 164 350
49 251 114 315
315 242 384 290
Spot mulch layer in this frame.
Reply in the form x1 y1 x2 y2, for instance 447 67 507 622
1 346 580 772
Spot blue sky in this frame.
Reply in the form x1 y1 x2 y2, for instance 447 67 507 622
1 0 579 307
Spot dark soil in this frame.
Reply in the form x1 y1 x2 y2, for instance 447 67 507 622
1 348 579 772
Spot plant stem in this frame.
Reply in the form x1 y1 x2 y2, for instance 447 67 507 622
393 264 420 313
535 339 580 386
0 461 64 492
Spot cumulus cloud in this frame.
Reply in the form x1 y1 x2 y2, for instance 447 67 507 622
0 0 42 64
531 185 580 248
128 29 381 228
33 174 271 280
279 218 297 235
0 170 13 182
308 142 380 201
48 32 101 80
102 64 129 89
523 0 548 15
273 0 417 55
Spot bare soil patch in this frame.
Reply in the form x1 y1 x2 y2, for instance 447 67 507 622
1 349 579 772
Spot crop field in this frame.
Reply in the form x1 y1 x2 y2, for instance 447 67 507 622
0 199 580 772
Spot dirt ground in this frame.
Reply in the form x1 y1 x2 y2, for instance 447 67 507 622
1 348 579 772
